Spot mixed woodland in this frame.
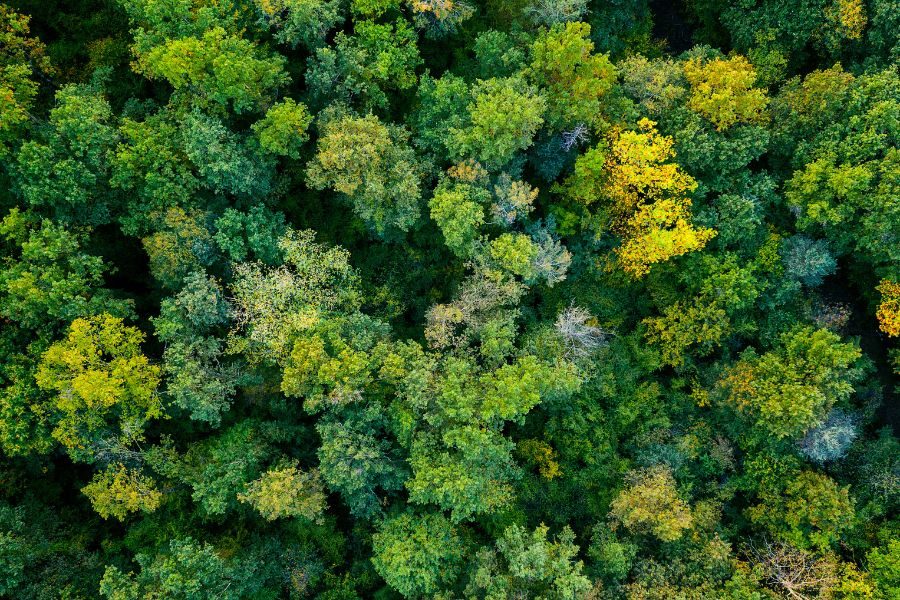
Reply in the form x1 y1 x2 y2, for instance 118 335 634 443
0 0 898 597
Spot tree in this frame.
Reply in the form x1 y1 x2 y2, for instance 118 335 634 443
213 206 287 265
14 83 118 225
409 0 475 38
465 524 592 599
411 73 471 156
747 469 855 551
867 539 900 599
401 352 579 521
252 98 312 159
307 113 422 239
180 109 275 198
590 118 697 213
229 228 361 363
491 173 537 226
554 306 610 359
557 119 714 276
748 539 842 600
529 226 572 286
780 235 837 287
109 111 200 236
429 181 486 258
254 0 343 50
238 461 327 522
305 19 422 111
153 271 241 426
489 233 538 279
141 207 215 289
798 409 858 464
0 209 131 330
82 463 162 521
615 198 717 278
134 27 288 114
618 55 686 116
776 68 899 278
0 6 54 158
643 297 729 367
683 55 769 131
166 420 294 517
609 465 693 542
876 279 900 337
100 538 257 600
529 22 616 130
35 314 162 462
448 77 547 169
718 326 862 441
371 512 466 597
316 410 407 518
524 0 589 26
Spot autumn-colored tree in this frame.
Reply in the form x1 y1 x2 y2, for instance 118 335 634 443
876 279 900 337
35 314 162 462
559 119 714 277
683 55 769 131
609 465 693 542
616 198 716 278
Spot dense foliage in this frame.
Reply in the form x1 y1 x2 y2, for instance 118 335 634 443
0 0 898 598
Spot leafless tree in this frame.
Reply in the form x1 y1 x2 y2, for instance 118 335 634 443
560 123 590 151
748 539 839 600
555 306 611 358
531 229 572 287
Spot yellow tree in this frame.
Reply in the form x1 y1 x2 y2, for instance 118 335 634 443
616 198 716 278
609 465 694 542
876 279 900 337
562 119 715 277
683 55 769 131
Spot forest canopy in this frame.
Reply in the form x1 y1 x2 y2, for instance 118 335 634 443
0 0 898 598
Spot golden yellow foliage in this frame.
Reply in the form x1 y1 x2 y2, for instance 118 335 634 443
35 315 162 455
563 119 714 277
447 159 488 183
604 118 697 217
609 466 693 542
411 0 459 19
616 198 716 278
876 279 900 337
683 55 769 131
827 0 867 40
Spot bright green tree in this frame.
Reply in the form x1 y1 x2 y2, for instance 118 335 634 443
371 512 467 597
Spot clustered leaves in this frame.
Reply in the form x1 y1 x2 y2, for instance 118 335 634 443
0 1 896 599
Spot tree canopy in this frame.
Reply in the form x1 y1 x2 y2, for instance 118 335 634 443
0 1 897 598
